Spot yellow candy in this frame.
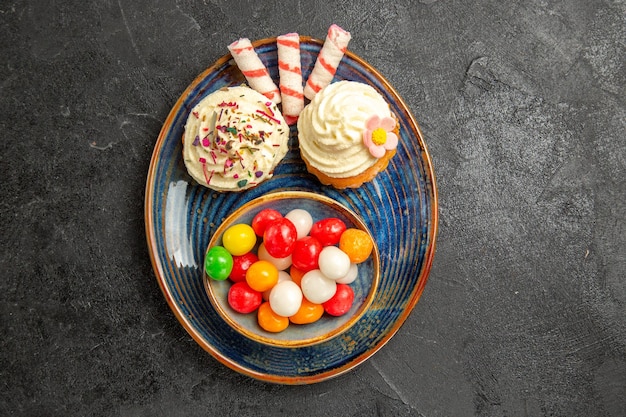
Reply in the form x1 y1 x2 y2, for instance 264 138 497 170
223 223 256 256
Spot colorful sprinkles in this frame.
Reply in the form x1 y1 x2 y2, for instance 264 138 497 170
190 92 285 189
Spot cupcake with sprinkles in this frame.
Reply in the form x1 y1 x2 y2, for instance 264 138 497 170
182 86 289 192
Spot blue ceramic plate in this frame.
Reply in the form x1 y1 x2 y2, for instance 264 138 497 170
145 37 438 384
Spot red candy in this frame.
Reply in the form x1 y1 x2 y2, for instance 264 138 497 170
263 218 297 258
229 252 258 282
291 236 323 272
310 218 346 246
228 282 262 314
322 284 354 316
251 209 283 236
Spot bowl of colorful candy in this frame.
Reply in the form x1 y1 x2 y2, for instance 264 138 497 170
203 191 380 348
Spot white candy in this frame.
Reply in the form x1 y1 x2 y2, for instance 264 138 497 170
336 263 358 284
263 270 292 301
258 243 292 270
301 269 337 304
269 280 302 317
277 270 292 282
285 209 313 240
318 246 351 280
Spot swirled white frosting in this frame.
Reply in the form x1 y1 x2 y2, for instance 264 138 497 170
183 86 289 191
297 80 392 178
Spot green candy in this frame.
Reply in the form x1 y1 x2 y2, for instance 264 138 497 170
205 246 233 281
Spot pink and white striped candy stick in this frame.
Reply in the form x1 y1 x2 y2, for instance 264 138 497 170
277 33 304 125
303 24 351 100
228 38 281 104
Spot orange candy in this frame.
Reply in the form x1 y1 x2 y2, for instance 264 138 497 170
289 298 324 324
339 228 374 264
257 302 289 332
246 260 279 292
289 265 305 286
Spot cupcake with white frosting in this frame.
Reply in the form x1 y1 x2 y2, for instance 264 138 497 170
182 86 289 192
297 81 398 189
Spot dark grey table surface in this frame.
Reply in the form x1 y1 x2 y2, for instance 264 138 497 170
2 1 625 416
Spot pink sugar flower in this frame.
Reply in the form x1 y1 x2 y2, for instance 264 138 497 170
363 115 398 158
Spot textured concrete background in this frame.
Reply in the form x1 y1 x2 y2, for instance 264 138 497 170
1 0 625 416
